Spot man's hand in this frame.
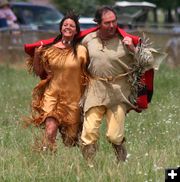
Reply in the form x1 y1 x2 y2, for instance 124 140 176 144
122 36 138 53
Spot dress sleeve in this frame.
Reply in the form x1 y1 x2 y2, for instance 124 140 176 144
32 47 50 79
33 47 44 76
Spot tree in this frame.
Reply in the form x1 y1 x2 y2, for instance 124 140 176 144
150 0 180 22
53 0 180 22
53 0 116 16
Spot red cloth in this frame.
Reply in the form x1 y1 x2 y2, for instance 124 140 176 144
24 37 55 57
136 69 154 111
24 27 140 57
24 27 153 111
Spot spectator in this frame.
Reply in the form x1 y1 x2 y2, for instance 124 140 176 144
0 0 19 29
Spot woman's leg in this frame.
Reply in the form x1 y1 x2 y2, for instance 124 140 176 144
43 117 59 151
61 122 79 147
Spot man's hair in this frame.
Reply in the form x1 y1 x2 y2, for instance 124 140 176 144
94 6 117 24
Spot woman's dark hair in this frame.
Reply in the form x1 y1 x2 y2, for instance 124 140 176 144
45 11 80 56
94 6 117 24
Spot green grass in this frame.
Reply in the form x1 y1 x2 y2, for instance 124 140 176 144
0 64 179 182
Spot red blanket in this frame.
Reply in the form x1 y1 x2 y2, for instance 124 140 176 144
24 27 140 56
24 27 154 111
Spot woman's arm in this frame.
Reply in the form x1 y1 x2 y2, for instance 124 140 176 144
33 46 46 78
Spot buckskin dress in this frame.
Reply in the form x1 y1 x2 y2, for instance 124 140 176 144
30 44 89 145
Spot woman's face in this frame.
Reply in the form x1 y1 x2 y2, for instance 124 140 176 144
61 18 77 40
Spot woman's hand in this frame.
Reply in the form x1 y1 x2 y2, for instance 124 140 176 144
33 42 44 77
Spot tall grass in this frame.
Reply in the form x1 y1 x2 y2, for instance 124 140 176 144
0 64 179 182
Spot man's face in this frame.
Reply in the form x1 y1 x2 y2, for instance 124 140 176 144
100 10 117 38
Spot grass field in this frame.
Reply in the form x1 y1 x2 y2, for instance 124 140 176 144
0 63 179 182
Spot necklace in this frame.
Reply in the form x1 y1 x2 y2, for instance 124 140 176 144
98 35 107 51
61 39 72 45
98 31 118 51
97 31 110 51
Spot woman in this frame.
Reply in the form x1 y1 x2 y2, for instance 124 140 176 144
26 12 89 152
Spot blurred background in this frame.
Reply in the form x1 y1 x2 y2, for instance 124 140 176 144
0 0 180 67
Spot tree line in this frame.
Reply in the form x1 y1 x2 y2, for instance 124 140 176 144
52 0 180 20
18 0 180 22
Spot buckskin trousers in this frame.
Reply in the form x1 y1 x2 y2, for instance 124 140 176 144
81 104 126 145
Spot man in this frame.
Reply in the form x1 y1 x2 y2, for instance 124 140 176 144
80 6 156 165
